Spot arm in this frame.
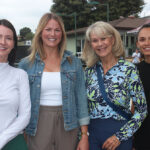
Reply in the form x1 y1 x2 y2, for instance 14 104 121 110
75 58 90 126
75 59 90 150
114 67 147 141
0 70 31 149
102 66 147 150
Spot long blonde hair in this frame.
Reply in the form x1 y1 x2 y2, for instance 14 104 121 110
82 21 125 67
28 12 66 63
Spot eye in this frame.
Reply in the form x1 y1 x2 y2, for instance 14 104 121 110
139 37 145 42
55 29 61 32
6 36 13 41
91 38 98 43
101 37 106 41
45 28 51 31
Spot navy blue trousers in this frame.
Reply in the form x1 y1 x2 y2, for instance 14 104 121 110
89 118 132 150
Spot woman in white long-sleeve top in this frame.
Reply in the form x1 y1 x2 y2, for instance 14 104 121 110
0 19 31 150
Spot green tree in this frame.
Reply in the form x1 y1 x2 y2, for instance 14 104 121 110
25 32 34 40
19 27 32 41
51 0 144 31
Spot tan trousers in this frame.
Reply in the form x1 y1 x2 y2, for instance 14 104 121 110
27 106 79 150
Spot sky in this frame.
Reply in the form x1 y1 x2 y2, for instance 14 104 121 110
0 0 54 34
0 0 150 35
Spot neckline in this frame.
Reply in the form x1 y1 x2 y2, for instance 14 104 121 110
43 71 60 73
0 62 9 69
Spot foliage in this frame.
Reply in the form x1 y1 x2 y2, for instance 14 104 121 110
25 32 34 40
19 27 34 41
50 0 144 31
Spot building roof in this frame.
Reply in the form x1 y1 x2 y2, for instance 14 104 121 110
109 16 148 30
67 27 88 35
66 16 150 35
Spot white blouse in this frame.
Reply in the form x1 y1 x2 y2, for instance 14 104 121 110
0 63 31 149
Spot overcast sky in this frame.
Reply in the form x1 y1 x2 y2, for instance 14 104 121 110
0 0 150 35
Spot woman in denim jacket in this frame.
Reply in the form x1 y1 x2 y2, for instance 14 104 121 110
19 13 89 150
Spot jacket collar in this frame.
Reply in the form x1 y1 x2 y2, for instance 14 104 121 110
61 50 73 64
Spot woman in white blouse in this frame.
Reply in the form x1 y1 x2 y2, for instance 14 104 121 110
0 19 31 150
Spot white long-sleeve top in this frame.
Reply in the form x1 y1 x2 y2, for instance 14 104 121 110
0 63 31 149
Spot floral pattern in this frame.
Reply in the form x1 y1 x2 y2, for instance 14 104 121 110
85 58 147 141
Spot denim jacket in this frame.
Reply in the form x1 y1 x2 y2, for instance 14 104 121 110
19 50 89 136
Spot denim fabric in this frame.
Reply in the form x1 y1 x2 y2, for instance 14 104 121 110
19 50 89 136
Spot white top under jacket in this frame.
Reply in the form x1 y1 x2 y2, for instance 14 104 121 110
0 63 31 149
40 72 62 106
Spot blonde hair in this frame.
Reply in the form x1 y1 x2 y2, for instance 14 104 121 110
82 21 125 67
28 12 66 63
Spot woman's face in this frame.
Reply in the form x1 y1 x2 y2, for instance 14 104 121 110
137 27 150 57
90 33 114 59
41 19 62 50
0 25 14 62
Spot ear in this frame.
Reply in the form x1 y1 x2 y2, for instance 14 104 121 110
111 36 115 45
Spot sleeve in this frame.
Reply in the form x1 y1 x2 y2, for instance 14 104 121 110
0 70 31 149
75 59 90 126
115 67 147 141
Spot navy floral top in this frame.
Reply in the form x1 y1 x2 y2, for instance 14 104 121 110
85 58 147 141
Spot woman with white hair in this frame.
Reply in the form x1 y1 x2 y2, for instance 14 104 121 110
82 21 147 150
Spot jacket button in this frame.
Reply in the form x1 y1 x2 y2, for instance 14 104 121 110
37 84 40 88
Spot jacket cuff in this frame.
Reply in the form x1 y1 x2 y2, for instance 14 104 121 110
79 116 90 126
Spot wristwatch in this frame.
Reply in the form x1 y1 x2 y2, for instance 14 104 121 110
81 131 89 136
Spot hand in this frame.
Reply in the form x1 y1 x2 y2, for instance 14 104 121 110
23 132 27 142
76 135 89 150
102 135 120 150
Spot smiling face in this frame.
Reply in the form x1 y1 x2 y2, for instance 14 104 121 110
137 27 150 57
41 19 62 50
90 33 115 59
0 25 14 62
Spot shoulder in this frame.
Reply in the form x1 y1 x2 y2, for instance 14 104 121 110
119 59 136 69
117 59 138 75
136 61 145 70
64 50 82 64
85 65 95 75
9 66 28 79
19 57 30 66
64 50 79 60
18 57 31 70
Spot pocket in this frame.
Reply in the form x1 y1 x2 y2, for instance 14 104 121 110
64 71 76 81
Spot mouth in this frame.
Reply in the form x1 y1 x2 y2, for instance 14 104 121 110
143 47 150 51
0 47 7 51
48 38 56 41
97 47 106 51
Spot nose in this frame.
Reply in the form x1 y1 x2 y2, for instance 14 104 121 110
50 30 55 36
0 36 6 44
97 39 103 46
145 39 150 45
